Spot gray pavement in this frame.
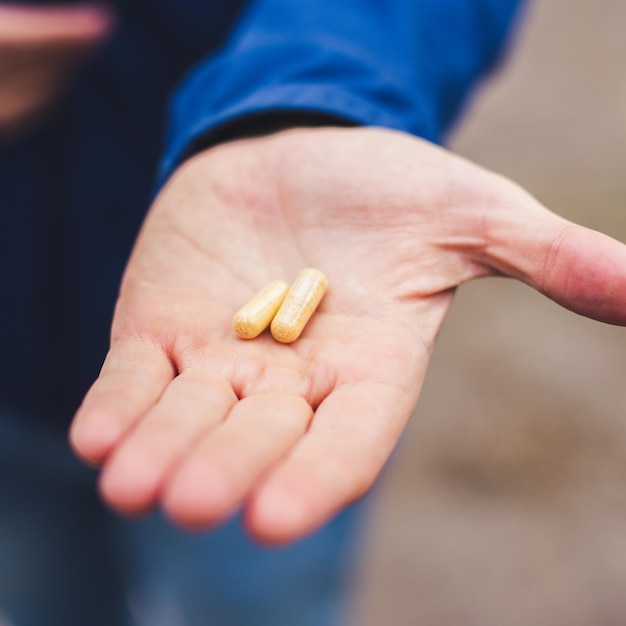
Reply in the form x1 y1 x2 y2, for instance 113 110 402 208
353 2 626 624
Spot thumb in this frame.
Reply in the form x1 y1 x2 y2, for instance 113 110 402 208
486 188 626 325
0 4 114 45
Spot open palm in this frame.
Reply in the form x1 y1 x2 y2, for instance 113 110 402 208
70 128 626 543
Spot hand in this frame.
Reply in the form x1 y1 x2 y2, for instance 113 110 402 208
69 127 626 543
0 3 112 140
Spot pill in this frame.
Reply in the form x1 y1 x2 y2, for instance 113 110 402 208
233 280 290 339
271 268 328 344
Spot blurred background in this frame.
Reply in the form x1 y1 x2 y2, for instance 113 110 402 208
353 1 626 624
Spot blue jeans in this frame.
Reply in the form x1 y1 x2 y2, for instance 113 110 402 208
0 410 366 626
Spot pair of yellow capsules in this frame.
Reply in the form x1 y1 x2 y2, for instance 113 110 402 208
233 268 328 344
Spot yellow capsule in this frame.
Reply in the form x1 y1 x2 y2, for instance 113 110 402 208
233 280 290 339
271 268 328 344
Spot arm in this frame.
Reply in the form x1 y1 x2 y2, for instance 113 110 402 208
70 0 626 544
160 0 523 179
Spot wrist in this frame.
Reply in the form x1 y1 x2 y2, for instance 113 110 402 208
186 110 357 156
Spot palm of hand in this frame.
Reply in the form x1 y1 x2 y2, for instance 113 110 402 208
70 128 626 542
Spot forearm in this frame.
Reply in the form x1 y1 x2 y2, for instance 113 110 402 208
160 0 524 183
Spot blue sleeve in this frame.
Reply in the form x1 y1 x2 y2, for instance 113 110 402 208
160 0 523 181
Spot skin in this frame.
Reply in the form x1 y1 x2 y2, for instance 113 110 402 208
69 127 626 544
0 3 112 140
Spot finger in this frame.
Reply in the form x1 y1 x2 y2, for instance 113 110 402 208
163 393 313 530
245 382 416 544
69 340 175 465
0 4 113 43
487 200 626 325
99 371 237 515
536 225 626 324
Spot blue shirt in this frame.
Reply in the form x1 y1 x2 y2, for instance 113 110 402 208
0 0 521 430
